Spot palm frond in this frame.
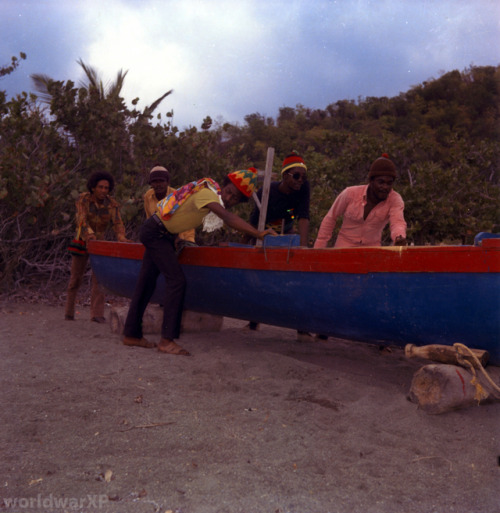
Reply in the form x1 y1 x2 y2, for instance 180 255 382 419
142 89 173 118
30 73 54 104
77 58 105 97
107 69 129 99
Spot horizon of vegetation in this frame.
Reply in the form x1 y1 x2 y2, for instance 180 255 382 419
1 53 498 293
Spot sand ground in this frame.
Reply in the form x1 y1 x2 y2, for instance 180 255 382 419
0 301 499 513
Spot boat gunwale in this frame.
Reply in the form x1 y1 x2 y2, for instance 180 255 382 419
88 240 500 274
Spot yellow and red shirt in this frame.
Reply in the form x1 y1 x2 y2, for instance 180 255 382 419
143 187 196 242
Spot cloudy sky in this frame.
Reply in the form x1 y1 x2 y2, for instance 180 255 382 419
1 0 499 129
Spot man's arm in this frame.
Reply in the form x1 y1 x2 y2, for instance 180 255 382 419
313 190 348 248
206 202 277 240
389 193 407 245
143 190 156 219
297 218 310 247
74 194 96 240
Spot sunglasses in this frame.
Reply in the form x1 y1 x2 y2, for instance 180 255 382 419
287 172 307 181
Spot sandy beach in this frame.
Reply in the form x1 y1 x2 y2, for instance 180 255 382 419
0 300 498 513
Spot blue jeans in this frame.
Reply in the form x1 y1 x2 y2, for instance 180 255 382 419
123 216 186 340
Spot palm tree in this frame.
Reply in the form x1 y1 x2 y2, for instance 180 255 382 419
31 58 172 116
75 58 128 100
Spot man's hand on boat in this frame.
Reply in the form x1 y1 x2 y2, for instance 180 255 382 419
257 228 279 240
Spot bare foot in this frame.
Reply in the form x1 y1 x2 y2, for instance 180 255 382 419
122 336 157 348
158 338 191 356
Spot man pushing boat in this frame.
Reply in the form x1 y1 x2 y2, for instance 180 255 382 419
122 168 277 356
314 153 407 248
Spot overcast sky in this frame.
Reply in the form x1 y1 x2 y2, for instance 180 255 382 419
1 0 499 130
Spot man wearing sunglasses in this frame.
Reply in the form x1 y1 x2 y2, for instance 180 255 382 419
247 152 311 336
249 151 310 247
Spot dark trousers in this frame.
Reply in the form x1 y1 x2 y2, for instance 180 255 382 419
123 216 186 340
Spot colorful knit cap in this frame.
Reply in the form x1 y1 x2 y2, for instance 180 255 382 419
281 151 307 175
368 153 397 179
149 165 170 183
227 167 258 198
157 177 221 221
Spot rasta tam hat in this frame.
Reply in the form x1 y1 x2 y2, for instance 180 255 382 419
368 153 397 179
281 151 307 175
149 165 171 183
227 167 258 198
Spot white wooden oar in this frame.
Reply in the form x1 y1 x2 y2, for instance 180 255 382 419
255 147 274 247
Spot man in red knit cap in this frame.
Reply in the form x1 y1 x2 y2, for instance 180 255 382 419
314 153 407 248
249 151 310 246
247 152 311 335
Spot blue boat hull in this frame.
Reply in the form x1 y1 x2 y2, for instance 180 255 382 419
89 250 500 364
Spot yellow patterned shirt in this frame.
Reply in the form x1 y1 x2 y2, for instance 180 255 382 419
160 188 219 235
143 187 196 242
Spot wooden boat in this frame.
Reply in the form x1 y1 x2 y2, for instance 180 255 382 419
88 234 500 364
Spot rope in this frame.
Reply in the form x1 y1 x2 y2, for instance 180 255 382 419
454 343 500 400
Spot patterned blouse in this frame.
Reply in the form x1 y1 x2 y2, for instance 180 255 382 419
74 192 127 241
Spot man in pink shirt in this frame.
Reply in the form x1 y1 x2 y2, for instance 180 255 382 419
314 154 407 248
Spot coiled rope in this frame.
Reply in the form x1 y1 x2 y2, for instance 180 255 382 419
454 343 500 402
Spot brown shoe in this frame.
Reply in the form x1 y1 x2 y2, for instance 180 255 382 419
65 315 74 321
91 316 106 323
158 338 191 356
122 336 157 348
